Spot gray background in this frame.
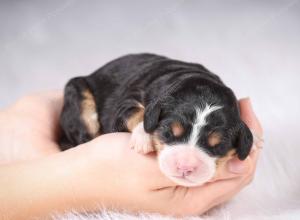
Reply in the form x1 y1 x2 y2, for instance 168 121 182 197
0 1 300 219
1 0 299 149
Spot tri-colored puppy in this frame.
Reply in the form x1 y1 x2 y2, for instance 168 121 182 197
59 53 253 187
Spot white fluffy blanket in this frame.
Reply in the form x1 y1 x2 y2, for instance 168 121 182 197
1 1 299 219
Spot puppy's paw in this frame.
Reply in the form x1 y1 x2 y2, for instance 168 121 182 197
130 122 154 154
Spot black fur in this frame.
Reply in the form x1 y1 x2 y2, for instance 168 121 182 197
60 77 92 149
59 53 253 159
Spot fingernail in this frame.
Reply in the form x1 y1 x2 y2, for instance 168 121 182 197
240 97 250 102
228 158 248 174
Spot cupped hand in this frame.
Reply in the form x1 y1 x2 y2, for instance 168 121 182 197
0 92 262 217
73 98 263 216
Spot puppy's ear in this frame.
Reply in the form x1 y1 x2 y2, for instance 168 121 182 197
235 121 253 160
144 100 161 133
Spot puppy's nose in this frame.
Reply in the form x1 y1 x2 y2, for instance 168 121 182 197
176 153 201 176
177 165 197 176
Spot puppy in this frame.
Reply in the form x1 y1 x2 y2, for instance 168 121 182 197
59 53 253 187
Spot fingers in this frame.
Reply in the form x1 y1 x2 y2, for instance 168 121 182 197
12 90 63 113
194 98 262 213
210 148 259 182
179 172 251 216
179 153 257 215
209 155 251 182
239 97 263 160
86 133 176 187
239 98 263 137
176 98 264 215
10 91 64 141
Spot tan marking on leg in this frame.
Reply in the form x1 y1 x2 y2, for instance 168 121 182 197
127 104 163 154
126 104 145 132
81 90 100 137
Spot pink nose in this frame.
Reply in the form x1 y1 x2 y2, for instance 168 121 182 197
177 165 197 176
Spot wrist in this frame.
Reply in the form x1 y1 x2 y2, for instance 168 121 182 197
44 145 109 215
0 145 102 219
55 141 123 214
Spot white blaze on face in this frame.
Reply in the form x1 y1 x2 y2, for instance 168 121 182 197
158 104 222 187
189 105 222 146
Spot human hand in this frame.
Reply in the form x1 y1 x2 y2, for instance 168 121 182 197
65 98 263 216
0 92 262 218
0 91 62 163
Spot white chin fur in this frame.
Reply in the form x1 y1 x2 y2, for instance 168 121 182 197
158 144 216 187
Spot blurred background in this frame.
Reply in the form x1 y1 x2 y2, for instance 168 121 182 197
0 0 299 219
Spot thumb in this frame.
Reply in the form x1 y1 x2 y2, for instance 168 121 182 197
239 97 264 151
209 156 252 182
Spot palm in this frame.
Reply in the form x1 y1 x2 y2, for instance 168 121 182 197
0 92 262 216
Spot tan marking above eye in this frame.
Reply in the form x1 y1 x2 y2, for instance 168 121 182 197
171 121 184 137
126 103 145 132
81 90 100 137
208 131 222 147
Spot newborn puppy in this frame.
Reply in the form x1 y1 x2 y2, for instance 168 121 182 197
59 53 253 187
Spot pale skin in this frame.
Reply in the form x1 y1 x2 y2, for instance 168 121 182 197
0 91 263 219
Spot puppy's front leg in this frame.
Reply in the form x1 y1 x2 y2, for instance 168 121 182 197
124 104 154 154
129 121 155 154
113 101 155 154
